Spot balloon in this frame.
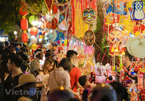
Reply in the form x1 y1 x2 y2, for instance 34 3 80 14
29 15 38 26
30 27 38 36
31 36 37 44
31 44 37 50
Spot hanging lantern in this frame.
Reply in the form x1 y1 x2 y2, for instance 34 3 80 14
31 36 37 44
52 4 58 14
22 33 28 43
52 18 58 29
29 15 38 26
19 7 27 16
21 19 28 30
31 44 37 50
30 27 38 36
46 22 52 29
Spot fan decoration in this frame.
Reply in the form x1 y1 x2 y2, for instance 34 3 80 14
127 37 145 58
84 30 95 46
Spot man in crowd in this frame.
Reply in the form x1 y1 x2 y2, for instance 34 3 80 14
30 50 43 76
66 50 82 93
4 53 23 101
122 50 137 83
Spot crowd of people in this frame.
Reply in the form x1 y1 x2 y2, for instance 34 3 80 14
0 41 132 101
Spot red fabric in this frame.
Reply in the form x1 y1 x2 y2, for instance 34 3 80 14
69 67 81 92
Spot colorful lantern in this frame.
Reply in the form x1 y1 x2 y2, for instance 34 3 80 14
19 7 27 16
31 44 37 50
46 22 52 29
30 27 38 36
21 19 28 30
31 36 37 44
29 15 38 26
52 4 58 14
51 18 58 29
22 33 28 43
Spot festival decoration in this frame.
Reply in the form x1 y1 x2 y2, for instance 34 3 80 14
108 29 123 45
44 0 52 11
82 8 96 24
22 33 28 43
30 27 38 36
57 0 69 4
31 36 37 44
46 22 52 29
29 15 39 26
52 4 58 14
21 18 28 30
127 37 145 58
84 30 95 46
19 1 27 16
52 18 58 29
131 1 145 20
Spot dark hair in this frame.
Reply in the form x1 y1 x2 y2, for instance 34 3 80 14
90 84 117 101
8 53 23 67
66 50 78 59
110 82 129 101
108 76 113 81
48 89 74 101
79 75 87 87
59 58 72 72
45 50 55 58
125 50 133 61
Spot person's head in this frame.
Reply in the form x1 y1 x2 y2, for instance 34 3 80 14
4 41 9 47
43 58 55 72
90 83 117 101
59 58 72 72
7 53 23 73
18 96 32 101
79 75 90 89
16 74 37 97
66 50 78 66
45 50 55 59
122 50 133 66
48 89 74 101
35 50 43 60
110 81 129 101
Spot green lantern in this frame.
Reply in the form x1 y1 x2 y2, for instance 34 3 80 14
29 15 39 26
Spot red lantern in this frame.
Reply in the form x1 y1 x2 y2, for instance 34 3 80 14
19 7 27 16
51 18 58 29
46 22 52 29
30 27 38 36
22 33 28 43
52 4 58 14
21 19 28 30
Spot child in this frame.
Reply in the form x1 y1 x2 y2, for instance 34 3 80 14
79 75 96 101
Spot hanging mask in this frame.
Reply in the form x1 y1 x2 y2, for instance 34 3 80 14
82 8 96 24
109 29 122 45
84 30 95 46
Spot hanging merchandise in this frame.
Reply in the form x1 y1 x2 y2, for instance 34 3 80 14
127 37 145 58
57 0 70 4
29 15 39 26
44 0 52 11
82 8 96 24
108 29 123 45
84 30 95 46
131 1 145 20
30 27 38 36
19 1 27 16
22 33 28 43
52 4 58 14
31 36 37 44
51 18 58 29
21 19 28 30
46 22 52 29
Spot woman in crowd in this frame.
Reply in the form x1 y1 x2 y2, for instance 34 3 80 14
48 58 81 99
36 58 57 101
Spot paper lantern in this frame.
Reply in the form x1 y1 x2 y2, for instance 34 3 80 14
22 33 28 43
52 18 58 29
31 44 37 50
21 19 28 30
29 15 38 26
30 27 38 36
31 36 37 44
46 22 52 29
19 7 27 16
52 4 58 14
